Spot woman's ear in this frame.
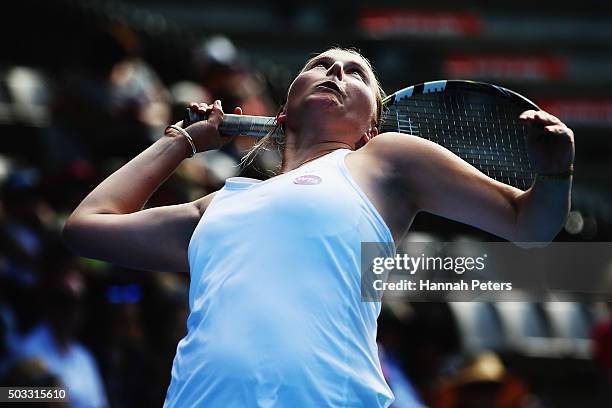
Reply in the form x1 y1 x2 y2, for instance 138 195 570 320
276 106 287 129
356 127 379 149
360 127 379 144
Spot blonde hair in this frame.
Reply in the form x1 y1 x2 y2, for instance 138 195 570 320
241 47 385 172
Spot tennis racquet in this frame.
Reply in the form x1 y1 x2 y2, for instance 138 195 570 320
183 80 539 190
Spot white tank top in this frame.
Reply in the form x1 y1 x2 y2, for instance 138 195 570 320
164 149 395 407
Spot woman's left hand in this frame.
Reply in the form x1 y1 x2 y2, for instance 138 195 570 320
520 110 575 174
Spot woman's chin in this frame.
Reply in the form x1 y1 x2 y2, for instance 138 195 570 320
305 93 344 110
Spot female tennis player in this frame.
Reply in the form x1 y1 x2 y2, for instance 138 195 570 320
63 48 574 407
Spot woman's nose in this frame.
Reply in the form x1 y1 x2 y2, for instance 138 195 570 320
327 62 344 80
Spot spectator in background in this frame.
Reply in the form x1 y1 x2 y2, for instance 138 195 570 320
17 263 108 408
192 36 278 174
44 24 168 167
107 22 172 139
193 36 275 120
431 351 535 408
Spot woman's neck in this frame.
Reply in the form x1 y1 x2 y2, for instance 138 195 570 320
280 144 348 173
280 138 355 174
280 123 356 173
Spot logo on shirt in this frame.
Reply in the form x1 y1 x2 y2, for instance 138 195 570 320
293 175 322 185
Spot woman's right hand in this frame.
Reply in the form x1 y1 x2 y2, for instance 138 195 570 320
169 100 242 153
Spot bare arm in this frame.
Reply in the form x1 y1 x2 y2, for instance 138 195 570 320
63 100 234 272
366 110 574 244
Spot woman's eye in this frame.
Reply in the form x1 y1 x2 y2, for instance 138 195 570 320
349 70 365 80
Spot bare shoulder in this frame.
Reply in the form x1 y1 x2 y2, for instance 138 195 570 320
347 131 440 191
351 131 450 195
357 132 447 169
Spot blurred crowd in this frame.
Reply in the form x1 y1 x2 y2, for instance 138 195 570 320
0 15 611 408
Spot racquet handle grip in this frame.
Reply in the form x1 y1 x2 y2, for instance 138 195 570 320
182 108 282 139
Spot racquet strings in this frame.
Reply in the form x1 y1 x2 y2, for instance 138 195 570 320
381 89 535 190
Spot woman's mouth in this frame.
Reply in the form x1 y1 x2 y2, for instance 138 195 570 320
315 81 345 97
